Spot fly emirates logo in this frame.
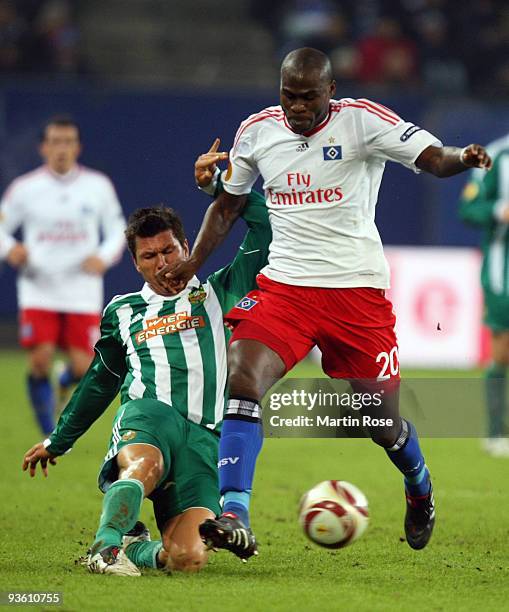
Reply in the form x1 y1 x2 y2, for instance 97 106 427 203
135 312 205 344
268 172 343 206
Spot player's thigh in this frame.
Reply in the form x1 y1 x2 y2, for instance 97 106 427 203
151 423 221 532
116 443 165 496
225 276 316 374
62 312 101 355
98 399 186 493
491 331 509 365
160 507 214 572
484 292 509 364
20 309 59 372
319 288 400 382
317 288 401 445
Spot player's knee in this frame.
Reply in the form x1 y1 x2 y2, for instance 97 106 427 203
167 542 208 573
369 423 401 448
29 350 53 377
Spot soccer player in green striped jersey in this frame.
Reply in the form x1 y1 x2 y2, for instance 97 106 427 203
22 141 271 574
459 133 509 457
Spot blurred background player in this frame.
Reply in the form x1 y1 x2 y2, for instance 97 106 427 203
167 47 492 558
0 115 125 436
459 133 509 458
22 141 272 574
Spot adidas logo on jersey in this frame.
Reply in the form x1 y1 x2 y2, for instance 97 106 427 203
296 142 309 152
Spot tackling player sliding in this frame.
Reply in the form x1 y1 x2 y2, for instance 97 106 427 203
22 141 272 575
166 47 492 559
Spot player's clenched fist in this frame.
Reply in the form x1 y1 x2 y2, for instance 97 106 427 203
164 258 198 289
195 138 228 188
6 243 28 268
461 144 492 170
22 442 57 478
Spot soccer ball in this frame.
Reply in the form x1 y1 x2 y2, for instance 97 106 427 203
299 480 369 548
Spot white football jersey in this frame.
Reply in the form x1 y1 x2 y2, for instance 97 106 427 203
223 98 441 288
0 164 126 312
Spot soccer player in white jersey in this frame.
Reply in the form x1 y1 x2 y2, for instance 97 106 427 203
167 48 493 558
0 116 126 436
22 142 272 575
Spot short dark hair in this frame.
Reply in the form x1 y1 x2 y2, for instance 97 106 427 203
281 47 333 83
40 114 81 142
125 206 186 258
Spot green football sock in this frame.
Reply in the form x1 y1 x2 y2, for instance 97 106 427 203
92 479 144 553
125 540 164 568
485 363 507 438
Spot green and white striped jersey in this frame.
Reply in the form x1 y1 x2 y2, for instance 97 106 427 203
459 134 509 296
98 278 230 430
46 188 271 456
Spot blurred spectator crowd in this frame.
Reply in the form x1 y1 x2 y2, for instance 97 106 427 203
0 0 83 75
1 0 508 98
251 0 509 97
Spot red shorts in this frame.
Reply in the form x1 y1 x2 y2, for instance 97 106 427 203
19 309 101 354
225 274 400 382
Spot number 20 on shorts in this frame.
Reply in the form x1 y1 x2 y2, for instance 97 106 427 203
376 346 399 379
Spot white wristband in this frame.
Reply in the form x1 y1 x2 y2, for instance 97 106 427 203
460 147 469 166
197 167 220 197
43 437 72 455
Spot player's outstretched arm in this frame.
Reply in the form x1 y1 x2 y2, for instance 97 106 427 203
416 144 492 178
165 190 247 289
22 443 57 478
21 354 121 478
164 138 245 289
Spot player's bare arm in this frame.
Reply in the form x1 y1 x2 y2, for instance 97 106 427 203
166 191 247 287
22 442 57 478
164 139 240 288
416 144 492 177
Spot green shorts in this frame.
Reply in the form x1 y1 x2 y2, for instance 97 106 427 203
484 291 509 332
98 398 220 528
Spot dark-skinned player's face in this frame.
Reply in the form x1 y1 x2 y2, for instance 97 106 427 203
280 69 336 134
134 230 189 296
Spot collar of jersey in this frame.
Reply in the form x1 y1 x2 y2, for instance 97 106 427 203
141 275 201 302
283 105 333 138
44 164 80 182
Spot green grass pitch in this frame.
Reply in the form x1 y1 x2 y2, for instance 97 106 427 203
0 350 508 611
